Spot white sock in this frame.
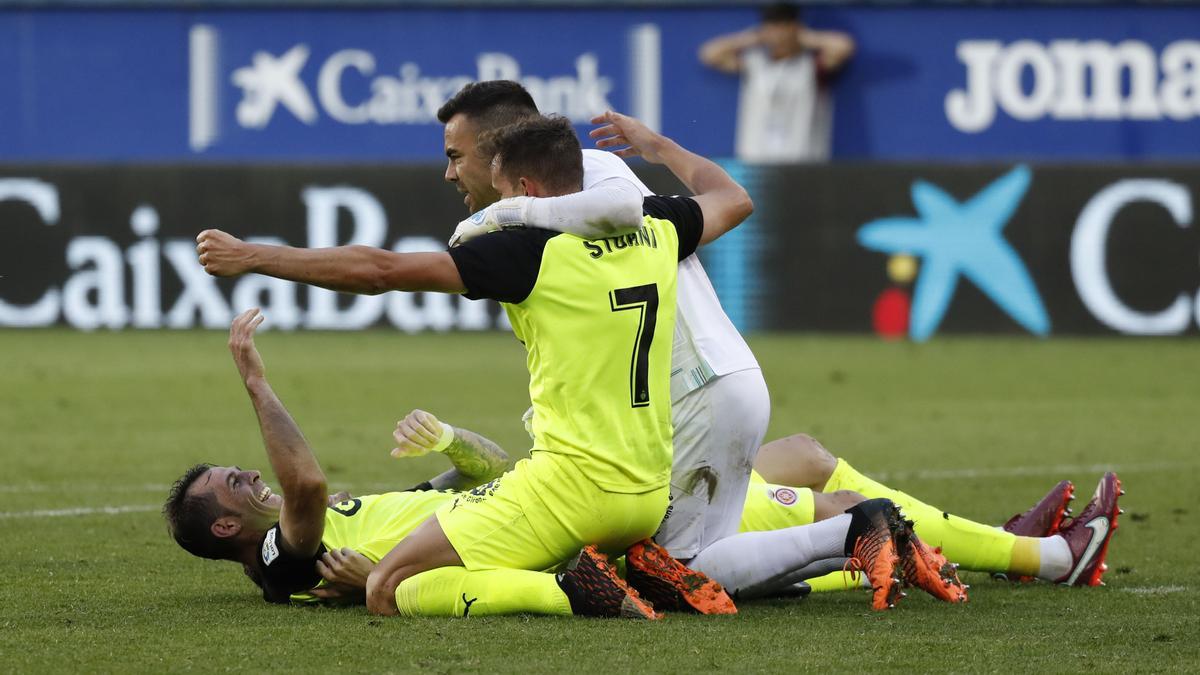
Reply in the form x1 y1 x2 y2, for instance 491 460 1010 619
758 557 858 598
689 514 853 599
793 558 855 584
1038 535 1072 581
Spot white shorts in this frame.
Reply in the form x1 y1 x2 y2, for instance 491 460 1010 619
654 367 770 559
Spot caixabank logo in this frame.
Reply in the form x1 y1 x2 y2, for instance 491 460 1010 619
856 166 1200 340
858 166 1049 342
186 23 662 155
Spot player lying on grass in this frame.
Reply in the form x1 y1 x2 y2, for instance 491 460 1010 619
304 413 1121 607
743 434 1123 589
165 308 659 616
164 309 916 616
348 413 1120 599
194 114 739 614
196 116 756 618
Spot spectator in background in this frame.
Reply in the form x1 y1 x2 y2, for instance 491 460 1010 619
700 3 855 163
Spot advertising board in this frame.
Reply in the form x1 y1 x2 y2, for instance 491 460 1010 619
1 6 1196 161
4 164 1198 337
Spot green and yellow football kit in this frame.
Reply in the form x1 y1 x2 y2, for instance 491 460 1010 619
251 479 814 612
253 491 455 604
438 196 703 571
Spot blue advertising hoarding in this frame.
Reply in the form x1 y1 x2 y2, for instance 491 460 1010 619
0 5 1197 161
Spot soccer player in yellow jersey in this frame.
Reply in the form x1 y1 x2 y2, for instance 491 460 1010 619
166 309 665 616
172 310 1109 613
356 414 1119 602
194 114 758 616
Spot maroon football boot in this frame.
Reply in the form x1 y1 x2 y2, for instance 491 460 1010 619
1054 472 1124 587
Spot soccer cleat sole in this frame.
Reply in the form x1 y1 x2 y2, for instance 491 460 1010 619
903 542 968 604
563 546 661 620
626 539 737 615
619 595 660 620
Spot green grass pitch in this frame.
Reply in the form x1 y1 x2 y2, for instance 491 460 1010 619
1 330 1198 672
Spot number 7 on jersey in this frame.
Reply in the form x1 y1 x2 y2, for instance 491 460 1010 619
609 283 659 408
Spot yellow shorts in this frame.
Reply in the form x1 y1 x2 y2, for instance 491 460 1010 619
437 451 669 571
738 474 816 533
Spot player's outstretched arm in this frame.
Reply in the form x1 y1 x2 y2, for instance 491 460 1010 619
448 179 644 247
590 111 753 245
196 230 466 295
391 409 512 491
229 308 327 556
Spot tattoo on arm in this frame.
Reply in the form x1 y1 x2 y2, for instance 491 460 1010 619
428 427 512 491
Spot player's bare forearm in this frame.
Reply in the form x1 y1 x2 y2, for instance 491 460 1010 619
228 307 327 531
590 112 752 245
245 378 328 523
656 141 753 245
247 244 466 295
427 427 512 491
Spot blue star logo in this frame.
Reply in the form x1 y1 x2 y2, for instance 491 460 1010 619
857 165 1049 342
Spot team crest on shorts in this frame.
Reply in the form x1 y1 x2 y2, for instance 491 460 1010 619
771 488 798 506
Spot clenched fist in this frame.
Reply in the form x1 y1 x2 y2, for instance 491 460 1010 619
392 409 452 458
196 229 256 277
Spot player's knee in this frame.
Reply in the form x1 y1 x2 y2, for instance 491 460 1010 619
813 489 864 521
828 489 865 511
784 433 838 487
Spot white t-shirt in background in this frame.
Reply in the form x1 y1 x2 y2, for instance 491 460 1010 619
735 49 832 163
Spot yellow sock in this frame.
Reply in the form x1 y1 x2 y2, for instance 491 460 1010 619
395 567 573 617
825 459 1040 577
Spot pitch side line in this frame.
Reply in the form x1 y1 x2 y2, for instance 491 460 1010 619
1120 585 1187 595
0 504 159 519
0 483 166 494
0 459 1192 516
870 460 1190 482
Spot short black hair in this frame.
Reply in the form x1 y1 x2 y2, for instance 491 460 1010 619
436 80 540 133
761 2 801 24
481 115 584 195
163 463 238 561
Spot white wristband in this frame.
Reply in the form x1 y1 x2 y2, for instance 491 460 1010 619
429 422 456 454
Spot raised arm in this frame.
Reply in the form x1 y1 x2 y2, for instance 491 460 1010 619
391 409 512 491
699 27 761 74
228 308 327 556
590 111 753 245
196 230 465 295
801 28 856 73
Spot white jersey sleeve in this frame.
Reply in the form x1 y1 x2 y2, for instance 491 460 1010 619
580 150 760 396
524 177 643 239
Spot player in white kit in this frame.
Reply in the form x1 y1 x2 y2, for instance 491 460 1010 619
440 82 769 564
578 148 769 561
